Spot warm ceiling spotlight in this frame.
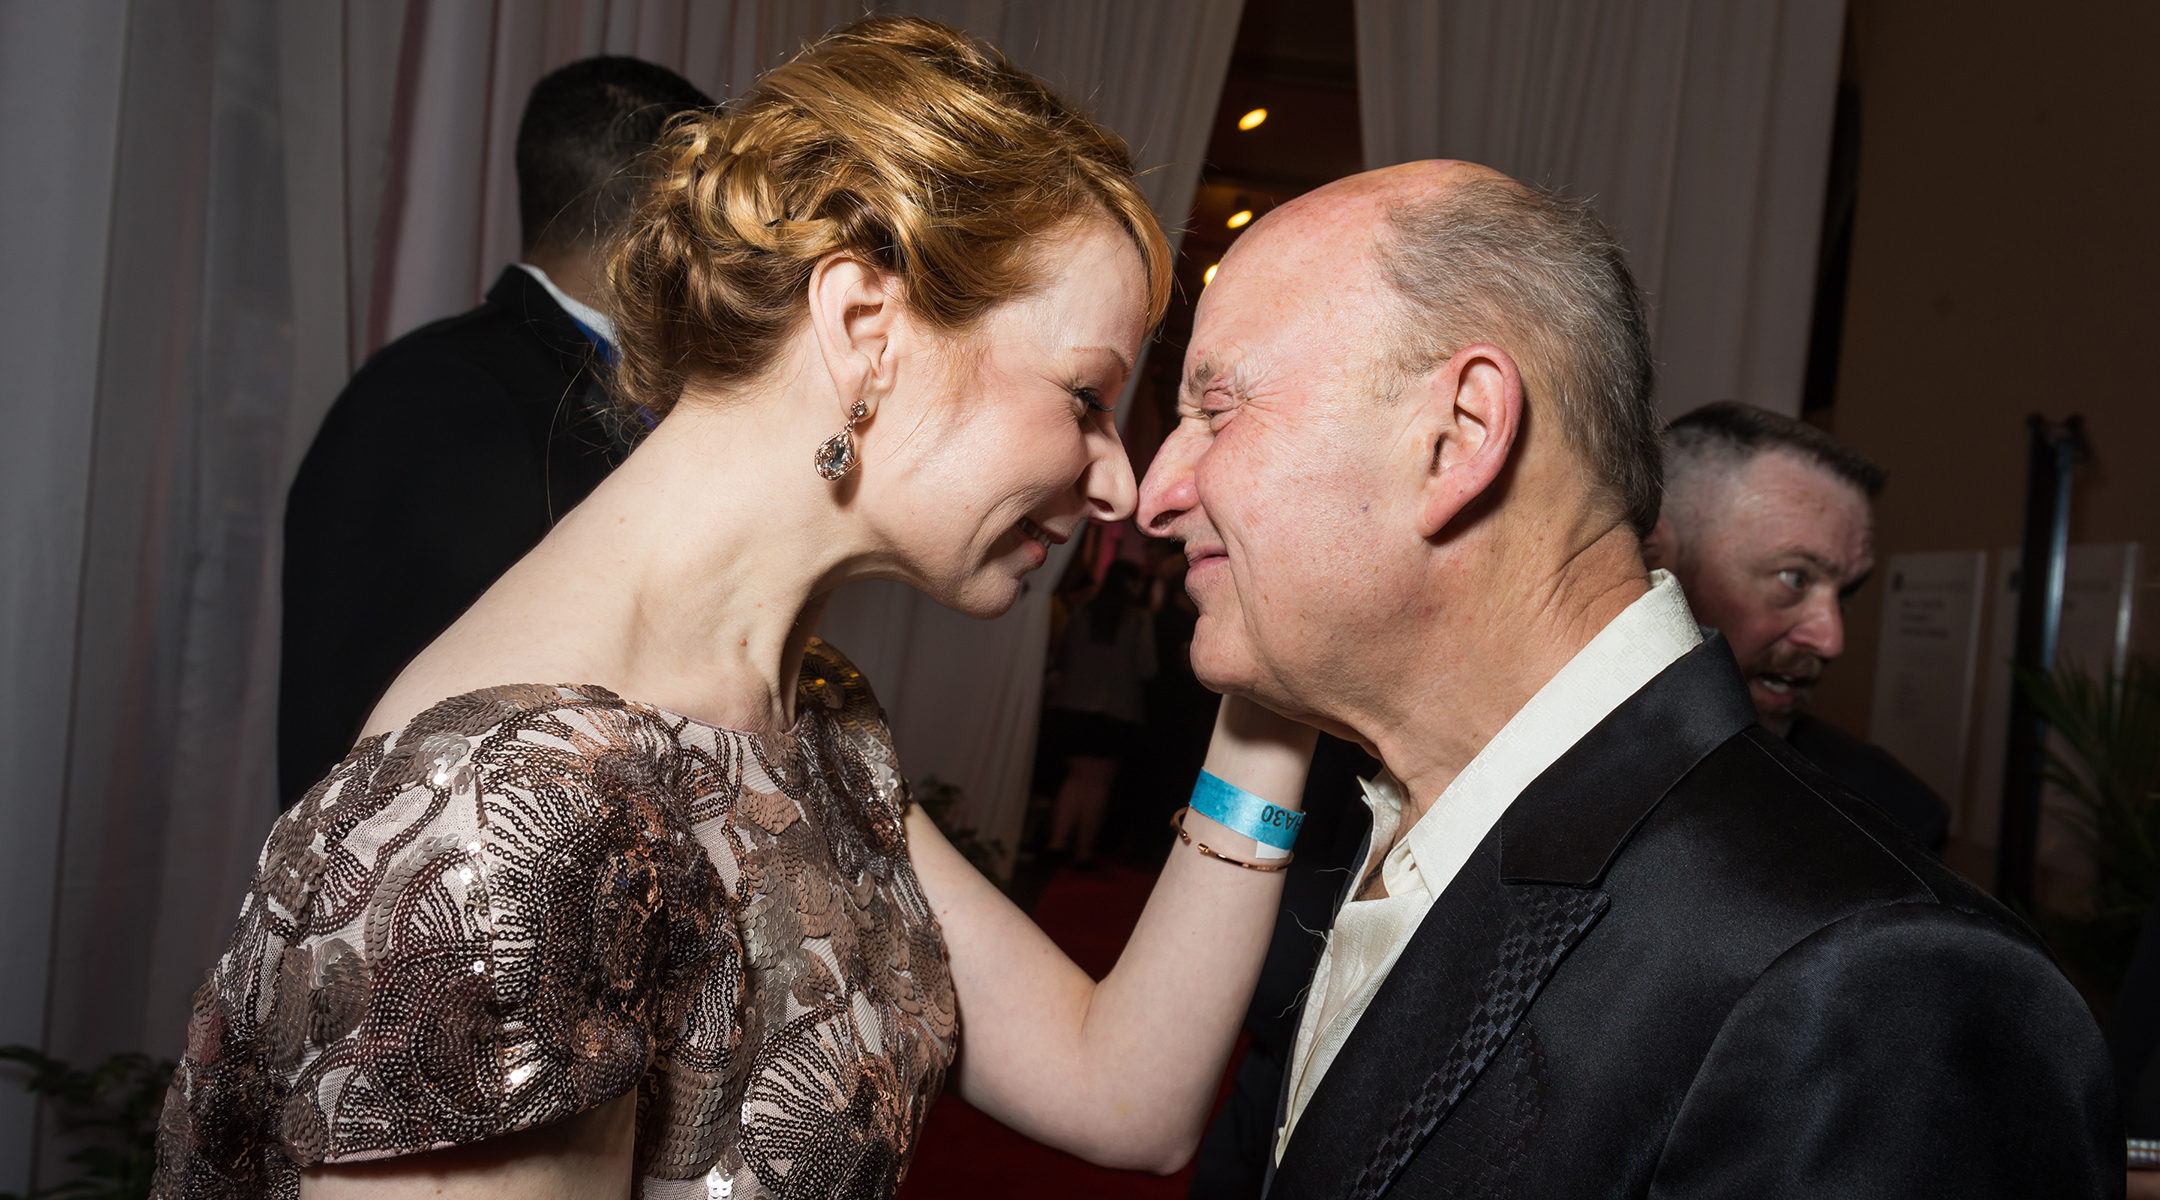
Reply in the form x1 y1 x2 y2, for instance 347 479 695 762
1203 263 1220 286
1237 107 1268 131
1226 209 1254 229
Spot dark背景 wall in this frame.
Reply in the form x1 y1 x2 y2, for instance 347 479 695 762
1807 0 2160 886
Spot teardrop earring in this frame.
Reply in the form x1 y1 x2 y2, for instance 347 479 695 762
814 400 870 481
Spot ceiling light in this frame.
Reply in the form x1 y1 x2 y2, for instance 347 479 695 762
1237 107 1268 131
1203 263 1220 286
1226 209 1253 229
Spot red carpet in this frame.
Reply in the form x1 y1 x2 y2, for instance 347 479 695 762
896 862 1242 1199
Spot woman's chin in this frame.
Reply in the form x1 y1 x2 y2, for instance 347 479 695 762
952 578 1025 619
905 566 1026 620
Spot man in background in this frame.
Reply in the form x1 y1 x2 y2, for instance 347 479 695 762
278 57 712 804
1644 401 1951 852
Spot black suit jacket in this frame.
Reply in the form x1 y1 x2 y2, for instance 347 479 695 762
278 267 626 804
1260 639 2117 1199
1786 713 1951 854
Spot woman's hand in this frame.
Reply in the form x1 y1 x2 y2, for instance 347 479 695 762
906 691 1317 1173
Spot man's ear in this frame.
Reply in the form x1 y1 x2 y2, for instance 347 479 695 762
805 255 899 419
1409 344 1523 538
1641 516 1677 570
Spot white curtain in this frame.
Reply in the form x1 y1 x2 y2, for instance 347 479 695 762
359 0 873 353
0 3 131 1186
0 1 1237 1188
1355 0 1846 419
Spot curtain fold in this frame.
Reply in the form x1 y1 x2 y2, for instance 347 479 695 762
1355 0 1845 418
0 3 131 1189
37 10 309 1188
2 2 1240 1186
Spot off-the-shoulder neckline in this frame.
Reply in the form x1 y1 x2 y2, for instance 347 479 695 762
634 690 819 741
381 680 822 745
365 640 857 749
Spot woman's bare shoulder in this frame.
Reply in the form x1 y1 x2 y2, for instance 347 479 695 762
360 621 611 741
361 548 624 739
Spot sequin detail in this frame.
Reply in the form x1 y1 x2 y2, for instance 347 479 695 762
151 641 955 1199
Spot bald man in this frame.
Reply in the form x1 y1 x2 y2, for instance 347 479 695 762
1644 401 1950 852
1155 163 2113 1199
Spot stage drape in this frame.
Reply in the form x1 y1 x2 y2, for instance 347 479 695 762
0 3 131 1184
1355 0 1846 418
0 1 1237 1188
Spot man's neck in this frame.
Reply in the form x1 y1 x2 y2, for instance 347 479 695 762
521 245 605 311
1356 523 1651 825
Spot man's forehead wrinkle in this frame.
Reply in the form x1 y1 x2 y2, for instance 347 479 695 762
1756 521 1873 577
1793 549 1844 574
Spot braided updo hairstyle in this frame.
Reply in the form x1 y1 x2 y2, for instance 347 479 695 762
608 15 1175 420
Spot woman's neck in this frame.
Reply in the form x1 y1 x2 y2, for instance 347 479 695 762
463 386 874 735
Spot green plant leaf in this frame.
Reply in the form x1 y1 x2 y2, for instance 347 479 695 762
2014 655 2160 989
1 1045 174 1198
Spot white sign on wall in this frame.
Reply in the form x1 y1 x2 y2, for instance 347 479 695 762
1867 551 1989 807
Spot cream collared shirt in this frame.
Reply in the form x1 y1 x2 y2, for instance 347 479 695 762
1274 570 1702 1161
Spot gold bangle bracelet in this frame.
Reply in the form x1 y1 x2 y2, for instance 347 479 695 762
1169 806 1294 872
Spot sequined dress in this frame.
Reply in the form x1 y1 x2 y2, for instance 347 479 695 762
152 640 957 1200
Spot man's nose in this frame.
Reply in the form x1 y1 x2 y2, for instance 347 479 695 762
1791 593 1846 661
1137 427 1199 538
1082 421 1138 523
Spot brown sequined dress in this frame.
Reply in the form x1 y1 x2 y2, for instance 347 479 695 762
152 640 957 1200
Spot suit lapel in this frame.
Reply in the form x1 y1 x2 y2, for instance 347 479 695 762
1268 837 1608 1200
1267 638 1756 1199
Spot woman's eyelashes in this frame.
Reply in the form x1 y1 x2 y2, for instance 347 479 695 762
1072 385 1114 417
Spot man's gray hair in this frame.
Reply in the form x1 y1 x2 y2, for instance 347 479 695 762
1663 401 1886 501
1375 178 1661 536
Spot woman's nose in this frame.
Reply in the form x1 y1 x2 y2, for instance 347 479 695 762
1083 423 1138 522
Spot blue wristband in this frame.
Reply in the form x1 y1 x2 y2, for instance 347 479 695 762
1190 770 1304 858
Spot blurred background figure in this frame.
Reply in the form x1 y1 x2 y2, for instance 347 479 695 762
1043 559 1157 867
1646 401 1950 851
276 57 713 805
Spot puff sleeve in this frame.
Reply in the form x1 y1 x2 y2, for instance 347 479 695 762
153 687 741 1199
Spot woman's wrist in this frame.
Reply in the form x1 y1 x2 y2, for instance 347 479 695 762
1181 693 1316 864
1200 693 1317 806
1189 771 1303 859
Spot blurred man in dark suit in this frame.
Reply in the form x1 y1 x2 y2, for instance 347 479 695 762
1644 401 1951 852
278 58 712 804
